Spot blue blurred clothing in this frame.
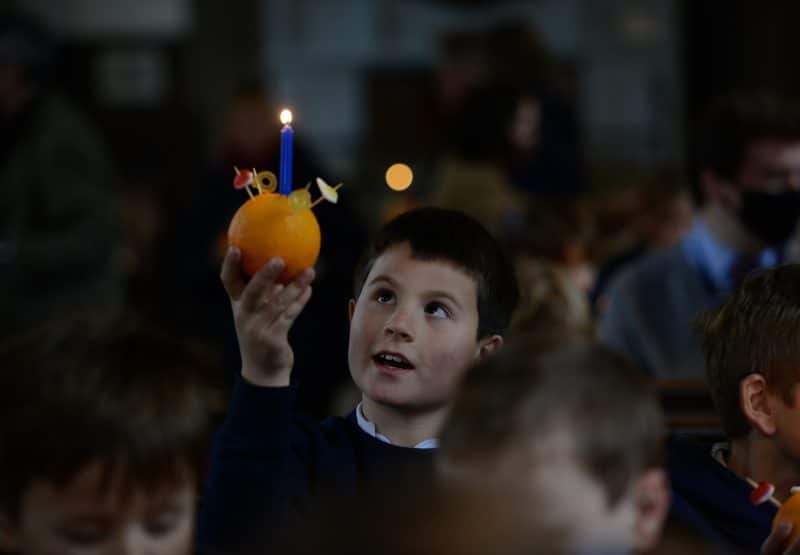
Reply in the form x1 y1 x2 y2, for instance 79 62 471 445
197 380 434 554
681 221 779 296
668 435 774 553
600 220 784 378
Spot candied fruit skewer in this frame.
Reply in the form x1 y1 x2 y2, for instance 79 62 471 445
749 480 781 508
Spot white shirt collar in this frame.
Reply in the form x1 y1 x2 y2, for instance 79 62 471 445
355 402 439 449
711 441 730 467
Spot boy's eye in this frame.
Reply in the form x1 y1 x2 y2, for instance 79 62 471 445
425 302 450 318
59 524 109 545
145 509 183 537
375 289 395 304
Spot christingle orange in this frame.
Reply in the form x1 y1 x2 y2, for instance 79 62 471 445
773 488 800 545
227 168 343 284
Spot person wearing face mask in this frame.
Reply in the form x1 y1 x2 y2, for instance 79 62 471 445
599 91 800 379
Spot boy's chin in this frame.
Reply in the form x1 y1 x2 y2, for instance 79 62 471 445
364 387 418 409
363 388 448 415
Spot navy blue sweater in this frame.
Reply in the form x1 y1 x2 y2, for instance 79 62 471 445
667 436 776 553
197 380 434 553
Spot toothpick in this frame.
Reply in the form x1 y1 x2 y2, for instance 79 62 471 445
746 477 782 508
234 165 240 175
252 168 262 195
310 182 344 208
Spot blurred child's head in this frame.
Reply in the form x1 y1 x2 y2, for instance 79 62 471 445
701 264 800 448
348 207 518 413
0 314 220 555
438 339 668 553
275 486 565 555
510 257 593 342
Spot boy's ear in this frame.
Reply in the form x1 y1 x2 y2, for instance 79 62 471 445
0 512 20 552
348 299 355 321
740 373 777 436
476 335 503 363
632 468 670 552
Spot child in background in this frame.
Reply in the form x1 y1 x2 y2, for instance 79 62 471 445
670 264 800 553
0 314 220 555
438 338 670 554
198 207 519 553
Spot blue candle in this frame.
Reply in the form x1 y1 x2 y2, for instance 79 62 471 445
279 109 293 195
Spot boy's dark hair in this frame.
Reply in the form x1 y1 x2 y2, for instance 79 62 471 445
353 207 519 339
0 313 222 517
700 264 800 439
438 338 664 506
698 91 800 183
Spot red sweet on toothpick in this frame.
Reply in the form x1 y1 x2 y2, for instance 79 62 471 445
232 168 253 190
750 482 777 506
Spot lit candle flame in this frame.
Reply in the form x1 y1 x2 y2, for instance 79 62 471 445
280 109 293 125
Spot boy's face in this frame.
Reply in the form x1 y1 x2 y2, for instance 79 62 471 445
0 461 195 555
348 242 496 412
767 383 800 460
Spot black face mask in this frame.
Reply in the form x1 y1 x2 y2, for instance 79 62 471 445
738 190 800 246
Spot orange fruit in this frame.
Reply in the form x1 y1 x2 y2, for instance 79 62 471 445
227 192 320 283
774 492 800 544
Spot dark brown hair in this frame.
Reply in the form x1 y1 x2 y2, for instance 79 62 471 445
700 264 800 439
353 207 519 340
0 312 222 517
438 338 664 506
698 91 800 183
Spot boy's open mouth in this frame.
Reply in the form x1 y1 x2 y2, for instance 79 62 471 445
373 352 415 370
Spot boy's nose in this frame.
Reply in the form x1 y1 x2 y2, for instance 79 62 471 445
384 311 413 341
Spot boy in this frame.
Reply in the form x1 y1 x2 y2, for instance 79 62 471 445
669 263 800 553
0 314 220 555
197 207 519 552
437 338 670 554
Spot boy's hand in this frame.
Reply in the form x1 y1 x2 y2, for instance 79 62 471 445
762 523 800 555
221 248 315 387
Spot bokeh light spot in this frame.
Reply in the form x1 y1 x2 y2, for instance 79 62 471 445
385 163 413 191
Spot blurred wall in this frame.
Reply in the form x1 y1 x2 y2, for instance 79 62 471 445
262 0 684 176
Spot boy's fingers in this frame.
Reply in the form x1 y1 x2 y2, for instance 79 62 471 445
266 268 316 326
220 247 245 300
786 533 800 555
240 258 285 312
762 522 792 555
275 286 313 333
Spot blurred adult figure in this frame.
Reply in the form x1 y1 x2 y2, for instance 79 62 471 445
600 92 800 378
427 84 525 237
591 179 694 315
486 22 585 196
0 10 123 339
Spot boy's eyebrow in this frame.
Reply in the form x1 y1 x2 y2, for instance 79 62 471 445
367 275 464 310
367 274 398 288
